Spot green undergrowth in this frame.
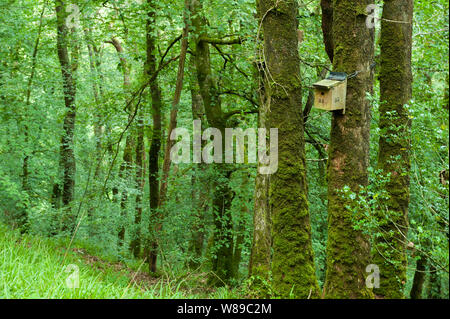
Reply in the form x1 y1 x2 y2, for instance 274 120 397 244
0 224 242 299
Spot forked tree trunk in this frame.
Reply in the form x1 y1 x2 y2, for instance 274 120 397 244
146 0 163 273
106 37 133 247
191 0 235 286
249 61 271 280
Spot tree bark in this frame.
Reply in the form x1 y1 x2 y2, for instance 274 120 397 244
249 61 271 280
323 0 375 298
54 0 79 232
146 0 163 273
372 0 413 299
191 0 235 286
258 0 320 298
320 0 334 63
158 0 190 209
410 254 427 299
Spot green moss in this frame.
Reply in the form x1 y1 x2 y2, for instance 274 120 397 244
259 0 320 298
373 0 413 299
323 0 375 299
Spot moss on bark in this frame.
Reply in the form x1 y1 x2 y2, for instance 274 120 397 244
323 0 375 299
259 0 320 298
191 0 235 286
372 0 413 299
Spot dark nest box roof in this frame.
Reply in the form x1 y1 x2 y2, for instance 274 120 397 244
327 72 347 81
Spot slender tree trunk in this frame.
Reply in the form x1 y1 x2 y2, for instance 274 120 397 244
55 0 79 232
443 73 449 111
146 0 163 273
372 0 413 299
191 0 235 286
410 254 427 299
85 28 104 176
232 174 250 279
258 0 320 298
323 0 375 298
249 61 271 279
130 111 145 258
146 0 190 269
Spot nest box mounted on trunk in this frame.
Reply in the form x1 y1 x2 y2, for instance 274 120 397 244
313 72 347 113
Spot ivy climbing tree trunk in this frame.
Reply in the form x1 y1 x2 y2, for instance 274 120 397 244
323 0 375 298
258 0 320 298
320 0 334 63
372 0 413 299
158 0 190 209
54 0 79 232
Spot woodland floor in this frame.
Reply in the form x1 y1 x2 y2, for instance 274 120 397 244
0 224 239 299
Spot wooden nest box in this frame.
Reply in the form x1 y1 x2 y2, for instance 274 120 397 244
313 72 347 113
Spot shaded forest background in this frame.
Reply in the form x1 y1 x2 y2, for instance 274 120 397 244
0 0 448 298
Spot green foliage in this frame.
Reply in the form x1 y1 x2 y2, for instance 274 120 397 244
0 0 448 299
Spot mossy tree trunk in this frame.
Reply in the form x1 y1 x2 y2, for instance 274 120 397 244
191 0 237 286
323 0 375 298
249 62 271 280
130 110 145 258
372 0 413 299
106 38 133 247
258 0 320 298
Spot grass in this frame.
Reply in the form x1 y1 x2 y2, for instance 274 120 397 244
0 224 242 299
